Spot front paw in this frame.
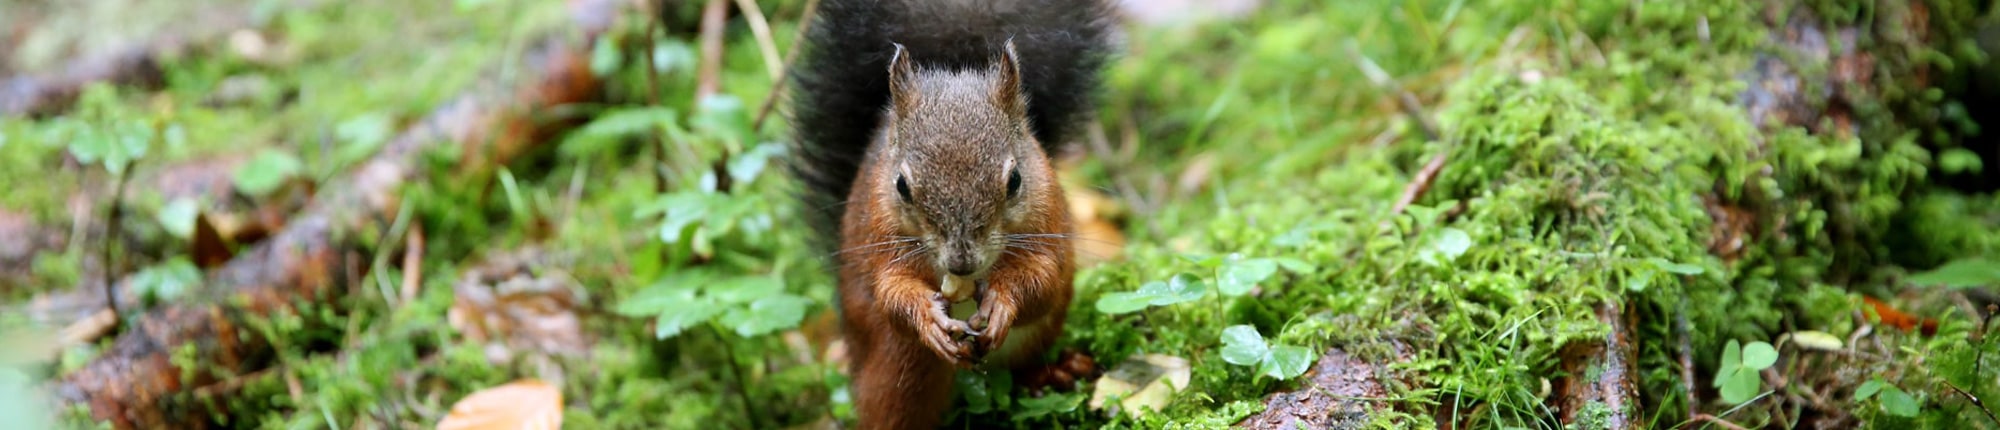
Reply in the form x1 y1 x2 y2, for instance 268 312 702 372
918 294 975 366
970 287 1017 355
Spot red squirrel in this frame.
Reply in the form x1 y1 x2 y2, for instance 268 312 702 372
785 0 1115 427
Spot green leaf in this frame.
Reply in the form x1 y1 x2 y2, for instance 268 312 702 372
957 372 994 414
1624 271 1653 292
558 107 678 158
1740 341 1778 370
615 271 716 316
727 143 787 185
1270 257 1314 274
1152 274 1209 305
1905 257 2000 289
1418 227 1472 265
690 95 750 142
334 113 394 165
1853 379 1886 401
1713 340 1741 389
1094 273 1209 315
1878 385 1919 417
1938 147 1983 174
233 150 304 196
652 39 698 75
1719 369 1761 404
129 258 202 303
156 197 200 240
1094 292 1154 315
653 296 722 339
708 275 784 305
1259 345 1315 379
1218 258 1278 296
1645 257 1706 275
589 35 623 77
1011 392 1083 420
1219 325 1269 366
722 294 811 337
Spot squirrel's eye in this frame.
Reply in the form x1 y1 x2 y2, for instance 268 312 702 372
1005 168 1022 198
896 175 914 203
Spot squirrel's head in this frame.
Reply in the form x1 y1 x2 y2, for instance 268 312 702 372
879 39 1054 279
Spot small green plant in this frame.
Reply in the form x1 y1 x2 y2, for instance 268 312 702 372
233 149 305 197
614 270 809 338
1713 339 1778 404
1219 325 1315 380
128 257 202 306
1095 273 1208 314
1905 257 2000 289
1853 378 1920 418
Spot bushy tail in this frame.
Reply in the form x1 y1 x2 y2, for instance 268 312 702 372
786 0 1117 248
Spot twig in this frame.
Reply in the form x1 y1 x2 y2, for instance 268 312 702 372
710 326 762 429
102 159 137 334
694 0 730 105
642 2 672 193
751 0 821 133
1677 290 1698 423
1942 380 2000 425
1343 39 1443 142
1387 153 1449 218
730 0 784 83
1688 413 1751 430
399 222 424 304
57 309 118 347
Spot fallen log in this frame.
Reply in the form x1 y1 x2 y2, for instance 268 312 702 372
47 0 622 427
1550 300 1641 430
0 2 264 118
1238 340 1414 429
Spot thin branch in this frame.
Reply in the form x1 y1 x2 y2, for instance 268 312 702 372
694 0 730 105
1943 380 2000 425
1678 291 1698 423
751 0 822 133
642 1 671 193
1388 153 1449 218
102 159 138 334
1343 39 1442 142
731 0 784 83
399 222 424 304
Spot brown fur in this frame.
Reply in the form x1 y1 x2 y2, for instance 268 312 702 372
836 41 1077 430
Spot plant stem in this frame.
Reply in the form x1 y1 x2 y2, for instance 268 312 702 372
712 325 761 429
642 0 670 193
103 159 137 334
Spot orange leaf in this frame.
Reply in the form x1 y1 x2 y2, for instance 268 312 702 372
1863 296 1937 336
436 379 563 430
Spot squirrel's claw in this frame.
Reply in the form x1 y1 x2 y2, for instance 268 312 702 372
921 293 977 366
972 285 1016 355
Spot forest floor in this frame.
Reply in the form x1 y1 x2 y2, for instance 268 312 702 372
2 0 1998 429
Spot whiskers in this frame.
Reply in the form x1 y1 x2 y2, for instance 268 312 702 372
834 236 929 269
1001 232 1120 261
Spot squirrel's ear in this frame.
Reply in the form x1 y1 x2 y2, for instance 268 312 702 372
992 38 1026 118
888 43 918 114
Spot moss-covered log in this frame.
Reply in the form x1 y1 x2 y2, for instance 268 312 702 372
1237 340 1413 429
1550 301 1640 430
47 0 621 426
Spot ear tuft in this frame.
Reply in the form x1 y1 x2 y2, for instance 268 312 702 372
889 42 918 114
992 38 1026 118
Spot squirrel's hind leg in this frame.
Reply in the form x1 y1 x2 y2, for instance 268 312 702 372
851 335 958 430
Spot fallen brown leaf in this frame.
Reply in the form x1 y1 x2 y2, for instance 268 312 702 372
1864 296 1938 336
435 379 563 430
449 250 591 368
